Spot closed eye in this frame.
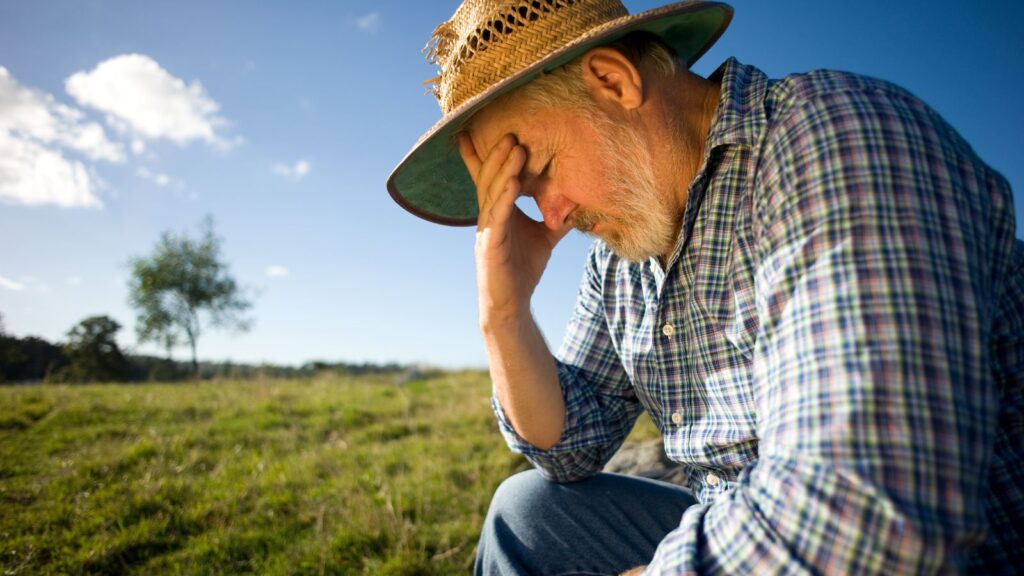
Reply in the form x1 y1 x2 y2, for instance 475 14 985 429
540 158 553 177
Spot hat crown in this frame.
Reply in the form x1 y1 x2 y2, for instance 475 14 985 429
425 0 629 114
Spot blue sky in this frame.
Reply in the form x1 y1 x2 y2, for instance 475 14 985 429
1 1 1022 369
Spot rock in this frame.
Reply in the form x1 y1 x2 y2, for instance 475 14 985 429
604 440 688 486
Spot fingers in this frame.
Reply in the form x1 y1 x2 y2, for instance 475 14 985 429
462 132 525 229
479 144 526 229
456 132 482 185
476 135 518 204
457 131 516 195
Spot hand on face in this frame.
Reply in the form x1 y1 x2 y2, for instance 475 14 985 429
458 131 572 324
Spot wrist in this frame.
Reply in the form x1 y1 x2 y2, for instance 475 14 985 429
479 305 532 336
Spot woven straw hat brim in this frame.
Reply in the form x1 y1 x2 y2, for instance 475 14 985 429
387 1 733 226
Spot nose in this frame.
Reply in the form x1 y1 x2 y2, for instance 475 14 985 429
533 186 577 231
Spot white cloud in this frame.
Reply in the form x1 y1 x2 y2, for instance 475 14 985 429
0 67 123 208
266 265 289 278
66 275 83 286
357 11 381 34
272 159 311 180
0 132 104 208
137 166 171 187
0 67 124 162
66 54 235 149
0 275 25 291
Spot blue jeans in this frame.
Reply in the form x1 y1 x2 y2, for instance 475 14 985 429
474 470 698 575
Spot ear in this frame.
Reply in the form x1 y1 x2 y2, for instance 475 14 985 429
580 46 644 112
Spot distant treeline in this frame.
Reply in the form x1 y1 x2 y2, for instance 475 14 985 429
0 330 407 384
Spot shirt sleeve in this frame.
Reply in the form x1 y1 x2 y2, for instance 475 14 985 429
492 240 643 482
646 84 1015 573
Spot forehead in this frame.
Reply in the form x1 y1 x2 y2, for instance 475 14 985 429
467 98 572 155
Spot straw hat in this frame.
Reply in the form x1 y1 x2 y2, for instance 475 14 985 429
387 0 733 226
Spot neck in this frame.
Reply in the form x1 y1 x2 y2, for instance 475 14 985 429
646 70 722 264
665 71 721 206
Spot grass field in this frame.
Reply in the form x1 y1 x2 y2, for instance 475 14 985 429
0 371 657 575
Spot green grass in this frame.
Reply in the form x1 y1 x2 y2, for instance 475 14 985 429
0 372 659 575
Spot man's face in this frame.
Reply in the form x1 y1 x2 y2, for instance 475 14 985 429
468 97 677 262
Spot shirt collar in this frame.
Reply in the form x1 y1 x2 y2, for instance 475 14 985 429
703 57 770 153
653 58 770 275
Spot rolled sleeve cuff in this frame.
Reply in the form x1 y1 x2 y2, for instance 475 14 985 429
490 361 621 482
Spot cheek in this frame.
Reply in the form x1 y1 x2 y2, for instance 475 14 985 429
560 160 608 203
580 173 618 207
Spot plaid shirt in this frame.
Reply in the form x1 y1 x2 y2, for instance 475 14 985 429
492 58 1022 574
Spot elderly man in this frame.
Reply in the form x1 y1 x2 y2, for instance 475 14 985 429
388 1 1022 574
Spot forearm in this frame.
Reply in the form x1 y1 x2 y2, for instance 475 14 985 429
481 310 565 451
483 243 643 482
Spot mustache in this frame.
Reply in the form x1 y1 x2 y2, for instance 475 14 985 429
572 209 600 232
577 207 630 234
572 207 628 233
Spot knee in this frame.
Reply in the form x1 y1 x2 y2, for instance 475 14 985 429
477 470 558 574
486 469 552 525
484 468 578 540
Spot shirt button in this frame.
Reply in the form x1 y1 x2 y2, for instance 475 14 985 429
661 323 675 337
670 412 683 425
707 473 721 487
